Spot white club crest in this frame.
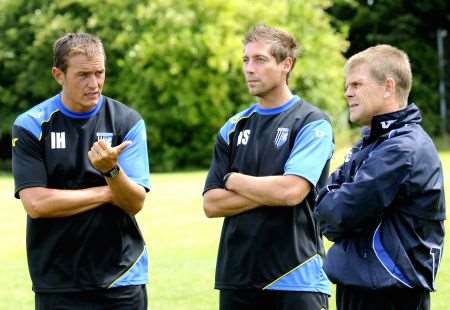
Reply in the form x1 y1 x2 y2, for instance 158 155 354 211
96 132 113 146
274 128 289 149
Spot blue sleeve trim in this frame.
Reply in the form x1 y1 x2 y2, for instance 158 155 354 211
219 105 257 144
119 119 150 191
263 254 331 294
109 247 148 288
372 223 413 288
14 95 60 140
284 120 334 186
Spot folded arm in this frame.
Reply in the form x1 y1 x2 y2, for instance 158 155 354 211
226 173 311 207
315 141 412 241
105 170 146 215
19 186 113 219
203 188 260 218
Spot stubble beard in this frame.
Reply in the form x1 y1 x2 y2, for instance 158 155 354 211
248 83 276 99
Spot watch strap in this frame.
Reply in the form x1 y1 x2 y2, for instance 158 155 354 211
102 165 120 178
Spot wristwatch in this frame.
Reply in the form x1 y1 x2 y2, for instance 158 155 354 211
102 165 120 178
223 172 233 190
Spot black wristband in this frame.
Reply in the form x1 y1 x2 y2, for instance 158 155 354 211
223 172 232 190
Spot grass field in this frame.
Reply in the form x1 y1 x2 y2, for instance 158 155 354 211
0 148 448 309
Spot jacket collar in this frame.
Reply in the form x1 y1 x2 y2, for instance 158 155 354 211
361 103 422 142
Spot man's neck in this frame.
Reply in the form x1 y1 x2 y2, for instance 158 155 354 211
367 98 405 129
258 86 293 109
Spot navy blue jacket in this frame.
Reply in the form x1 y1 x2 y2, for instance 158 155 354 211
315 103 445 291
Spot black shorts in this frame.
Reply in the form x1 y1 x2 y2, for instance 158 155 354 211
336 284 430 310
35 285 147 310
220 289 328 310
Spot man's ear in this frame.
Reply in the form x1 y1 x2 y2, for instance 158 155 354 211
52 67 64 86
384 77 396 99
282 57 293 73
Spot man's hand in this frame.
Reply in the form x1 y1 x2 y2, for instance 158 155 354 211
88 140 131 173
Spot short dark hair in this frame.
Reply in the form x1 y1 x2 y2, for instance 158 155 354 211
53 33 105 72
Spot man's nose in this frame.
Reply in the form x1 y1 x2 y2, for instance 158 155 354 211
344 87 353 98
244 60 255 73
87 74 98 88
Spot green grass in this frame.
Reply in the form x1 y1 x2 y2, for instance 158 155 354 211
0 149 449 309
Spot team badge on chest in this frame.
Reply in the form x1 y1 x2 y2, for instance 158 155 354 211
96 132 113 146
274 128 289 148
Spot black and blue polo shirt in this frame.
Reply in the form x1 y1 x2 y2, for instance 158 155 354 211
204 96 334 294
12 94 150 292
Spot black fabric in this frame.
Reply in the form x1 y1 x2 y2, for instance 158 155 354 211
204 99 331 289
13 97 142 197
220 289 328 310
12 96 146 292
336 285 429 310
35 285 147 310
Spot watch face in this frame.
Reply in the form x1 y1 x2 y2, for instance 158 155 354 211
104 165 120 178
110 166 120 177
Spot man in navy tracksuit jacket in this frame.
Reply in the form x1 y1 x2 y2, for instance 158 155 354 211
315 44 445 310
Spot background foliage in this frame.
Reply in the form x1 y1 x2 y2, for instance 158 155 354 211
329 0 450 135
0 0 347 171
1 0 448 171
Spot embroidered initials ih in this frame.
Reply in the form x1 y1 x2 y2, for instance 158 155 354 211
51 132 66 149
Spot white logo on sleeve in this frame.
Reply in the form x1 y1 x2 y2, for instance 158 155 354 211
344 150 353 163
50 132 66 149
237 129 251 146
31 111 43 119
314 129 326 138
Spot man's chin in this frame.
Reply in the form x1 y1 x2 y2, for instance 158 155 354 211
247 88 257 95
84 97 100 106
78 100 99 112
248 89 264 97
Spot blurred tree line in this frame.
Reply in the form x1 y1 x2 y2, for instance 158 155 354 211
329 0 450 136
0 0 448 172
0 0 347 171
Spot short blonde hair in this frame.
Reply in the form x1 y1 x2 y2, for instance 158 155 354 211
345 44 412 106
